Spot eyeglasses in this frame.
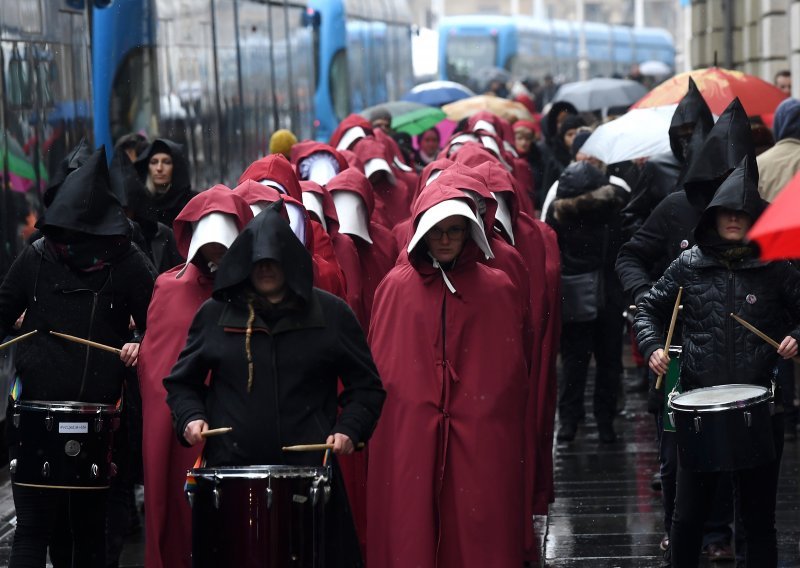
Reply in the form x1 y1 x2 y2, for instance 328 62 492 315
427 226 467 241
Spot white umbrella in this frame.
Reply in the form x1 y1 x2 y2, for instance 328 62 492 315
639 60 672 77
553 78 648 112
578 104 678 164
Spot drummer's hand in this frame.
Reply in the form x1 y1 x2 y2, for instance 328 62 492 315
649 348 670 376
326 433 354 455
777 336 798 359
120 342 139 367
184 420 208 446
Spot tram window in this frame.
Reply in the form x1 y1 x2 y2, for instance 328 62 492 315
6 44 32 109
445 35 497 86
329 48 350 121
109 46 156 144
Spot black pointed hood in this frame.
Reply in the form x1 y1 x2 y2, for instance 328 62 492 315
213 199 313 304
682 98 755 210
669 78 715 162
110 147 158 233
43 138 92 207
37 146 130 237
694 155 767 245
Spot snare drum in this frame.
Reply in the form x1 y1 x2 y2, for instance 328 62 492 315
187 465 330 568
8 400 120 489
668 384 775 472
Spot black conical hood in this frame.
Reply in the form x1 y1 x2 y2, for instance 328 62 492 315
213 199 313 304
694 155 766 244
43 138 92 207
669 78 715 162
682 98 755 210
37 146 130 237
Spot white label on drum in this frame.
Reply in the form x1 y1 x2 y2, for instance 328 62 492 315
59 422 88 434
293 495 308 504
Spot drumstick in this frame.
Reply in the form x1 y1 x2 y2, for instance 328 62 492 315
49 331 122 355
656 286 683 390
730 313 800 363
0 330 38 351
283 442 366 452
200 427 233 438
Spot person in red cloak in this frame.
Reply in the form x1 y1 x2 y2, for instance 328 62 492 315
238 155 346 297
329 114 373 151
373 127 419 191
301 180 364 321
292 141 349 186
138 186 253 568
367 180 530 568
473 158 562 548
352 137 413 229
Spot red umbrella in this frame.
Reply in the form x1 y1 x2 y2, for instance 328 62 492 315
633 67 787 117
748 172 800 260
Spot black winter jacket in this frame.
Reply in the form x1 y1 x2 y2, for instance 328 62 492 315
616 190 700 302
0 239 155 403
164 289 386 467
634 248 800 391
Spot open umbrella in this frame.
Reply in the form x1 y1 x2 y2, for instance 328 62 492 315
442 95 531 123
578 104 678 164
359 101 429 120
748 171 800 260
552 78 648 112
639 60 672 77
402 81 475 107
358 101 446 136
632 67 788 117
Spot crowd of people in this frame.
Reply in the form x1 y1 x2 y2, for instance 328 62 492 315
0 65 797 568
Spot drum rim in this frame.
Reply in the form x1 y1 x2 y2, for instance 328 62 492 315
668 383 771 412
668 345 682 355
189 465 331 479
14 399 119 413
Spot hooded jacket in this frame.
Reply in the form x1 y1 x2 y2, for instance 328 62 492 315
138 186 253 568
0 149 156 404
621 78 715 237
329 114 374 151
634 156 800 391
757 98 800 201
237 154 303 202
134 139 195 227
353 137 413 229
367 181 529 568
617 97 756 302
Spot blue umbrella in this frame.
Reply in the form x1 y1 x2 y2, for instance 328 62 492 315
402 81 475 107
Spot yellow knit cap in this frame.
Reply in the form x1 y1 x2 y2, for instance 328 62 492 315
269 129 298 158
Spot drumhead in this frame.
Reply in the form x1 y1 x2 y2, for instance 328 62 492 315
669 384 771 411
190 465 330 480
15 400 120 414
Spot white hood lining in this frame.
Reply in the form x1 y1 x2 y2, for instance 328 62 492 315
177 212 239 278
407 198 493 260
302 191 328 232
336 127 367 151
332 190 372 244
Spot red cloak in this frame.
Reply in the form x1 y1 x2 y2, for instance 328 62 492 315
139 187 253 568
367 182 529 568
353 138 413 229
237 153 303 201
329 114 373 151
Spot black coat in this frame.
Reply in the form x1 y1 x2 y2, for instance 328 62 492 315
134 138 196 227
528 142 564 208
616 190 700 302
634 156 798 391
0 239 155 403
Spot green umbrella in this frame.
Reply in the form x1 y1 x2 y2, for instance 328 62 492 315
391 106 446 136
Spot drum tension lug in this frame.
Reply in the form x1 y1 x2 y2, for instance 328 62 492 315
265 486 273 509
41 461 50 478
9 459 16 475
213 487 221 510
310 486 321 506
744 411 752 428
693 416 702 433
185 491 195 508
45 415 53 432
95 416 104 433
90 464 99 479
12 413 20 428
668 411 675 429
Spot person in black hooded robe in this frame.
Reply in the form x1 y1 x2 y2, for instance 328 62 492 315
617 97 755 564
620 78 716 239
164 200 385 567
134 138 196 228
0 148 156 568
635 155 800 567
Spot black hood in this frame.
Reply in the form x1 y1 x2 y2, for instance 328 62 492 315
134 138 192 199
545 101 579 142
43 138 92 208
213 200 313 304
37 146 130 237
110 147 158 232
682 98 755 210
556 161 607 199
669 78 715 162
694 155 766 245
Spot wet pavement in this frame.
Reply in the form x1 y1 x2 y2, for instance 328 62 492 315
544 363 800 567
0 356 798 566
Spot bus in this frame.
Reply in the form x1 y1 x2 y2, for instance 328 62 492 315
439 15 675 88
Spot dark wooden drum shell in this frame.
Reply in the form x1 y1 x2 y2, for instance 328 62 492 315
8 400 120 489
187 465 330 568
668 384 775 472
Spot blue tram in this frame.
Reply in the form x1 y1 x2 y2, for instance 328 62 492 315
439 15 675 87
